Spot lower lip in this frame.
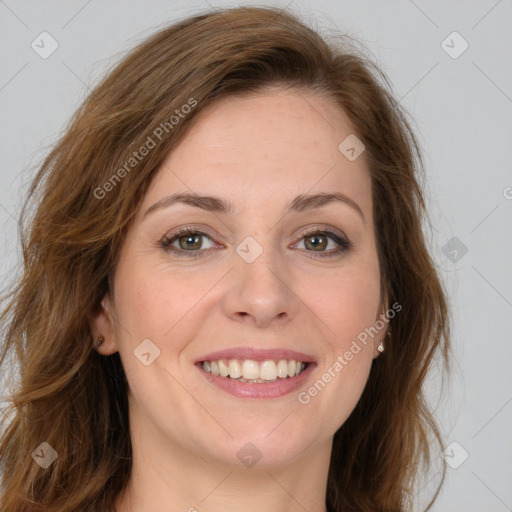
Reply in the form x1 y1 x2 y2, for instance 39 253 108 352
196 363 316 399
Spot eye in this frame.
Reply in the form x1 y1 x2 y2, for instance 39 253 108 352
160 227 218 257
159 225 351 259
293 228 351 258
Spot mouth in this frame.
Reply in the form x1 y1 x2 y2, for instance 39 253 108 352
194 348 317 399
198 358 310 382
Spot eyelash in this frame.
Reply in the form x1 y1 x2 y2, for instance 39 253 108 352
159 225 351 259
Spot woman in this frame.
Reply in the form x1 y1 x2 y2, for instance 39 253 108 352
0 6 450 511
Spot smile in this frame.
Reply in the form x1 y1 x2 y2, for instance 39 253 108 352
200 358 308 382
196 354 317 399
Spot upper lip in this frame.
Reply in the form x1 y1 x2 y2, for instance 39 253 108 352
195 347 316 363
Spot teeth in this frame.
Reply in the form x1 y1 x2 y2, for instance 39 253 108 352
242 360 260 380
210 361 219 376
201 358 307 381
229 359 242 378
218 360 229 377
259 361 277 381
277 359 288 378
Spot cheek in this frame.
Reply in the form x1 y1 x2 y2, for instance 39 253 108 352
110 263 207 407
295 254 381 412
112 257 223 355
298 270 379 428
298 261 382 343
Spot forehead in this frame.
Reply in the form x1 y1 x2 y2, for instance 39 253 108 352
141 89 372 217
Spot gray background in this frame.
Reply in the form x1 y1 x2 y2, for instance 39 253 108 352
1 1 511 510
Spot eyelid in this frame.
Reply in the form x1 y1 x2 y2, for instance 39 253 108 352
160 223 351 257
159 224 223 256
289 224 351 254
295 224 347 240
161 224 221 243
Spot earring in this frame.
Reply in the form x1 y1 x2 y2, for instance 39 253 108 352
377 328 390 353
96 336 105 348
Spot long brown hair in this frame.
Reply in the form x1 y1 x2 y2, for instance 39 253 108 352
0 6 450 511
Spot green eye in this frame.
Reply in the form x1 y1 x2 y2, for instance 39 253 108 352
160 227 351 259
160 228 216 257
296 230 351 258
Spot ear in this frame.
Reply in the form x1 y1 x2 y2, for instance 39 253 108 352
372 293 389 359
89 292 119 355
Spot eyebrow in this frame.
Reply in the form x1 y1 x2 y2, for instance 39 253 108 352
143 191 365 222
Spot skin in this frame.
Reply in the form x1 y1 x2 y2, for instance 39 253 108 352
91 87 388 512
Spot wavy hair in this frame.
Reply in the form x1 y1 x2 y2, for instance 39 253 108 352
0 6 450 511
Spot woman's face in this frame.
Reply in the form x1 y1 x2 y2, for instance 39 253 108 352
93 88 387 469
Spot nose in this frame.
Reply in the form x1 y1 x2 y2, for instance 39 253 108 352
221 245 300 328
